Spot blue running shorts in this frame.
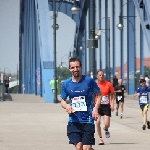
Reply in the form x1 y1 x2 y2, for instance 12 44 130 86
67 122 95 145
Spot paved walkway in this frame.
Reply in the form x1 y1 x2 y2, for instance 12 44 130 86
0 94 150 150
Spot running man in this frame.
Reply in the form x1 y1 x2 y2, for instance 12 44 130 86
50 76 58 96
134 79 150 130
114 79 126 118
60 57 102 150
95 71 115 145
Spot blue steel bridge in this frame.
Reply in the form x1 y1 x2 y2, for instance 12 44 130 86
19 0 150 102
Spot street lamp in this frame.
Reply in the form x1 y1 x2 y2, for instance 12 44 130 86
52 0 80 103
60 54 70 68
69 44 74 58
70 0 80 15
116 0 136 94
4 67 11 81
17 63 19 86
95 17 111 81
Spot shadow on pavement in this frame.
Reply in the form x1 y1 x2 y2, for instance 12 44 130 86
3 94 13 101
110 143 137 145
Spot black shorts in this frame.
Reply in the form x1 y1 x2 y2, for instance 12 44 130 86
116 96 124 104
67 122 95 145
140 104 149 112
98 105 111 117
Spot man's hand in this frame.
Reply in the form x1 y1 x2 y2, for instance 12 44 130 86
92 107 99 121
60 100 74 114
134 93 140 97
65 104 74 114
118 90 122 92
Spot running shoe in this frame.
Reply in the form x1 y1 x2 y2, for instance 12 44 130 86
147 121 150 129
116 111 118 116
120 114 123 119
98 138 104 145
142 125 146 130
104 130 110 138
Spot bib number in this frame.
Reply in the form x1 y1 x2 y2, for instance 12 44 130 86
101 96 108 104
140 96 147 104
72 96 87 112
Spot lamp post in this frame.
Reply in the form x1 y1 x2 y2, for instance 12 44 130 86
52 0 79 103
88 0 97 79
79 40 87 75
70 0 80 15
53 0 57 103
4 67 11 80
60 54 70 68
69 44 74 58
117 18 136 92
116 0 136 94
95 17 111 81
17 63 19 86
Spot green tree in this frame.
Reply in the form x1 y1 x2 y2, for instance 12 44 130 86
135 66 150 89
57 67 71 94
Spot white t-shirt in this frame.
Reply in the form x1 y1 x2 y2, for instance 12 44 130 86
145 77 150 87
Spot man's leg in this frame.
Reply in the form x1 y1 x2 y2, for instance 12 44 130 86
83 145 92 150
74 142 83 150
52 89 55 97
141 105 149 130
67 123 82 149
103 115 110 129
119 101 124 119
116 99 119 116
82 124 95 149
143 106 148 127
96 116 102 137
5 87 8 93
96 116 104 145
103 106 111 138
103 115 110 138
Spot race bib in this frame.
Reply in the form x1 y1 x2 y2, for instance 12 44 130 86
140 96 147 104
101 96 108 104
117 96 122 101
72 96 87 112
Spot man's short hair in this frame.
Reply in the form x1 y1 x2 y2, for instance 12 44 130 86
69 57 82 68
140 79 146 83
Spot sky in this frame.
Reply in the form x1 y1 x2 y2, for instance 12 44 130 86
49 11 76 67
0 0 20 74
0 0 75 74
0 0 149 74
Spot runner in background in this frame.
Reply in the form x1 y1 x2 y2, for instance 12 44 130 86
95 71 115 145
114 79 126 118
134 79 150 130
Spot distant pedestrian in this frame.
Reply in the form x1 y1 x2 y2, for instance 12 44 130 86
114 79 126 118
134 79 150 130
4 77 9 94
50 76 58 96
145 75 150 87
139 75 144 83
113 76 118 88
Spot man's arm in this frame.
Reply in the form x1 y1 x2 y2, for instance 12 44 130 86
60 98 68 109
92 92 102 120
60 98 73 114
94 92 102 109
109 83 115 111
